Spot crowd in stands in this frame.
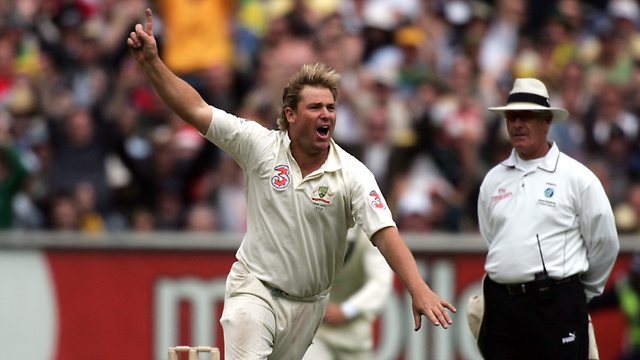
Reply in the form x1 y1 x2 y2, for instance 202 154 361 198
1 0 640 236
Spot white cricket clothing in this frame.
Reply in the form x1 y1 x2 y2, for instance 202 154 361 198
221 261 329 360
338 231 393 322
302 227 393 360
478 142 619 301
204 107 396 298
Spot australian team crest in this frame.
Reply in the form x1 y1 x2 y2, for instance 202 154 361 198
271 165 291 190
311 185 335 206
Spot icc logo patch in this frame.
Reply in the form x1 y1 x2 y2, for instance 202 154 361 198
538 187 557 208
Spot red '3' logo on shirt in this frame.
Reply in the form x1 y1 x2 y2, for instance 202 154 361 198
271 165 290 190
369 190 386 210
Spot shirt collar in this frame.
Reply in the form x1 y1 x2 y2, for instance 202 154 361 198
324 138 342 172
501 141 560 172
283 131 343 173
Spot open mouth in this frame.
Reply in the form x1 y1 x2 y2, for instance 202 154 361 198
317 125 330 137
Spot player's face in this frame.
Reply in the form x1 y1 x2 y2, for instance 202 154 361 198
287 86 336 156
505 110 552 159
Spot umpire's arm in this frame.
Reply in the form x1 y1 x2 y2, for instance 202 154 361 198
127 8 213 135
579 179 620 301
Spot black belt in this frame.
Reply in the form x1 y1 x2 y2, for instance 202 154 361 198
490 274 581 295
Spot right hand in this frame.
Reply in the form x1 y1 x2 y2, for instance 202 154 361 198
322 303 348 326
127 8 158 65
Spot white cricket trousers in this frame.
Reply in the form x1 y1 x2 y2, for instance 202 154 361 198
220 261 329 360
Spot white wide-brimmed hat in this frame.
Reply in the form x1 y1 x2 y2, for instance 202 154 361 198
488 78 569 122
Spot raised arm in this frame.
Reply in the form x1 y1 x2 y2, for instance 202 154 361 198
371 226 456 330
127 8 212 134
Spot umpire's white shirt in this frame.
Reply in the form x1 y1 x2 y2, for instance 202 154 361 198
477 142 619 301
204 107 396 298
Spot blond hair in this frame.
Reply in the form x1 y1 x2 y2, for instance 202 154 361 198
276 63 340 130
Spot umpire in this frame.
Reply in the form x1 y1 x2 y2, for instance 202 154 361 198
477 78 620 359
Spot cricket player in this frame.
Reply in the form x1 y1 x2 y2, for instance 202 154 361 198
303 226 394 360
128 9 456 359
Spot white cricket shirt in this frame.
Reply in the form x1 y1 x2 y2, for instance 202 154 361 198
477 142 619 300
204 107 396 297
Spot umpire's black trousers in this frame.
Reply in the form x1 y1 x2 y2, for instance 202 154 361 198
479 275 589 360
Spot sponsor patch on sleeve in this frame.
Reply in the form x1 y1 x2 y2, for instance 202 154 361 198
369 190 387 210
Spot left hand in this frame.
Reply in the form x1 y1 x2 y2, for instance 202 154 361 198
411 285 456 330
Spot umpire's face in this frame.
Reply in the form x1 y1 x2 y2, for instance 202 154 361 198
505 110 552 160
285 85 336 157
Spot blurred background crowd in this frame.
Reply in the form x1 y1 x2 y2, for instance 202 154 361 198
1 0 640 237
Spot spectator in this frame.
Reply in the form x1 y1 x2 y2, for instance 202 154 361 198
156 0 234 96
154 179 185 230
201 153 246 233
548 61 591 162
47 192 80 231
185 202 218 232
47 106 117 215
130 207 156 232
614 182 640 234
394 24 433 96
588 83 639 154
590 253 640 360
73 181 105 233
0 144 28 229
477 0 526 98
583 26 635 94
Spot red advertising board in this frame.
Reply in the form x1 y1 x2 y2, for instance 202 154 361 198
0 244 630 360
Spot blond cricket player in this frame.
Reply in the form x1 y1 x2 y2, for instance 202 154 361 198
127 9 456 359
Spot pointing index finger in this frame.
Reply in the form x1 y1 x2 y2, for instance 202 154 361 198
144 8 153 35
